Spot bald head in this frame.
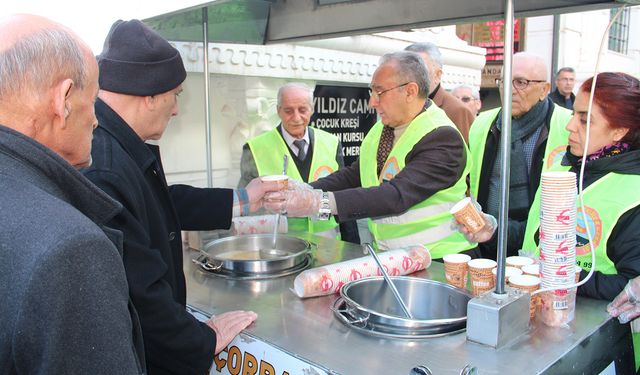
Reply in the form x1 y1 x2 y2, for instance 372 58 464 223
0 14 91 103
512 52 548 81
0 14 62 48
0 14 99 169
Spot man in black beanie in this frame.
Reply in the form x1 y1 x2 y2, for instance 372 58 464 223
82 19 278 375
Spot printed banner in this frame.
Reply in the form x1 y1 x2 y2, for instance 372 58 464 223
310 85 377 166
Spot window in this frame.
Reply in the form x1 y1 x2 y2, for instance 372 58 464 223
608 7 630 54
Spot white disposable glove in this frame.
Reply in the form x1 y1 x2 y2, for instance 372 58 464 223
264 188 323 217
608 278 640 324
206 310 258 354
453 199 497 243
284 179 314 192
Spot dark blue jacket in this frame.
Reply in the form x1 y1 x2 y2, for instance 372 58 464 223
83 99 233 375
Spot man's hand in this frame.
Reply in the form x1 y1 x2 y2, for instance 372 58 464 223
455 212 497 243
608 278 640 324
244 177 281 213
206 310 258 354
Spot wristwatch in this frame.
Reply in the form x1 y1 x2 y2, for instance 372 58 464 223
318 192 331 221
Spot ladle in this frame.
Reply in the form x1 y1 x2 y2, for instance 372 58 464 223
270 154 288 250
364 243 414 319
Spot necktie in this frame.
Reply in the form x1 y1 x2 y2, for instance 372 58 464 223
293 139 307 161
376 125 395 175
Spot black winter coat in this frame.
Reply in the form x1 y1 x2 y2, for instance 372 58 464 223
564 149 640 301
83 99 234 375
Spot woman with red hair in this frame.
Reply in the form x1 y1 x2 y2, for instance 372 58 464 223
524 72 640 300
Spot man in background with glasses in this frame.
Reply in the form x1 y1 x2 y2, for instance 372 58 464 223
549 67 577 110
462 52 572 259
452 85 482 117
405 42 475 143
266 51 479 260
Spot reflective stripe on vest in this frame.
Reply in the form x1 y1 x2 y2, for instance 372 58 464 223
524 171 640 275
248 128 340 235
468 105 572 199
359 104 474 259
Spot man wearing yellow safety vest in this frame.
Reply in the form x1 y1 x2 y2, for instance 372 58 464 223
239 82 359 243
466 52 572 260
265 51 479 260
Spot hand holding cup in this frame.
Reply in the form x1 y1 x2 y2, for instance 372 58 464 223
451 197 497 243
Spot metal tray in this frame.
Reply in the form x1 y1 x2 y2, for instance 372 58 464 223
199 234 313 274
332 276 471 338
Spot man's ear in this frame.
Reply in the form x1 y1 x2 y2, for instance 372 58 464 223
144 95 157 111
406 81 420 99
434 67 443 82
54 79 74 125
540 82 551 100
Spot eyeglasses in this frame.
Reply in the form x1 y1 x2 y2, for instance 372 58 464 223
368 82 410 100
495 78 546 90
458 96 476 103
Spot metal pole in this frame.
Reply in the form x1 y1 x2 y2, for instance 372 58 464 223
494 0 514 295
202 8 213 188
551 14 561 90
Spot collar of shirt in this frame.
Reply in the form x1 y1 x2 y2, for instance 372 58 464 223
281 125 310 154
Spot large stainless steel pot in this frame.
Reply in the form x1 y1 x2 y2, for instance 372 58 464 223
332 276 472 338
198 234 312 274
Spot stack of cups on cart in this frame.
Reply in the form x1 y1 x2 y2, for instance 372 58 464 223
537 171 578 327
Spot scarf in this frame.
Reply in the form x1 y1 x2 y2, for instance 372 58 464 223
579 141 631 165
486 98 550 218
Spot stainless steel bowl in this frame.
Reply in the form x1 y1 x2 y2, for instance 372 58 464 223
333 276 472 338
201 234 312 274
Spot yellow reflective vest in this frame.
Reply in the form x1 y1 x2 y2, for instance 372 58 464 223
248 127 340 236
359 104 475 259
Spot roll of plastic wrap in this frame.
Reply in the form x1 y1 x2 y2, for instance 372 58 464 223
231 215 288 235
293 246 431 298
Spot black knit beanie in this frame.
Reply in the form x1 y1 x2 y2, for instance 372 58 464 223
97 19 186 96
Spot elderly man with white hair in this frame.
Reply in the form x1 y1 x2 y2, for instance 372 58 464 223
463 52 572 260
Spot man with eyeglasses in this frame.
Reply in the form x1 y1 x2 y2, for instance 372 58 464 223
452 85 482 116
404 42 475 143
549 67 576 110
266 51 479 260
463 52 572 259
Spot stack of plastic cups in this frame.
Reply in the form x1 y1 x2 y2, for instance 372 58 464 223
538 171 578 327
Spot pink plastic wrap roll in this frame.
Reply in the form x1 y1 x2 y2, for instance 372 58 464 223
231 215 287 235
293 246 431 298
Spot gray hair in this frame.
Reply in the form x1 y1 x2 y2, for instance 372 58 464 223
556 67 575 76
0 28 86 100
277 82 314 108
379 51 430 98
404 42 443 68
452 85 480 99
